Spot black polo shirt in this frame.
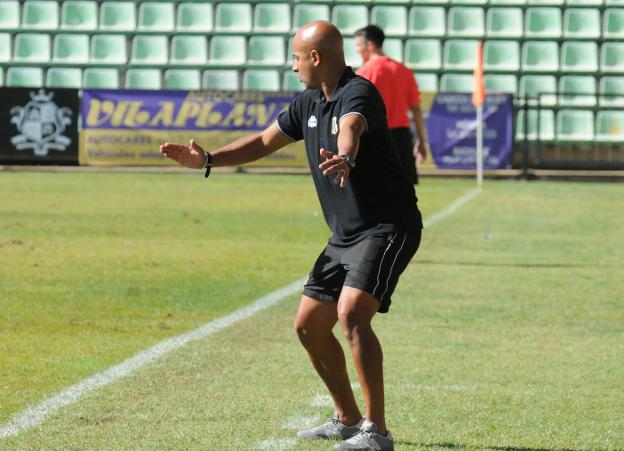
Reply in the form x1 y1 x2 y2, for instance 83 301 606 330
276 67 423 246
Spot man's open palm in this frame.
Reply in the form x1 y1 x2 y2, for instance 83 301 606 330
160 140 206 169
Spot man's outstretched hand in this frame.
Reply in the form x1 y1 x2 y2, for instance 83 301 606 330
319 148 351 189
160 139 207 169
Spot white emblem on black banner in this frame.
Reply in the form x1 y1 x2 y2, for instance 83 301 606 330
10 89 73 156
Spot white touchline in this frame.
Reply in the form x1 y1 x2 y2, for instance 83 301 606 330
0 187 481 440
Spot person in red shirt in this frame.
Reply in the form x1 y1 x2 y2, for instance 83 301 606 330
355 25 428 184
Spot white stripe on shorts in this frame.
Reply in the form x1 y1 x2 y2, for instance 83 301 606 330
380 232 408 301
372 232 400 297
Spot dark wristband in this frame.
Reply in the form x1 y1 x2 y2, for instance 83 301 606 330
203 151 213 178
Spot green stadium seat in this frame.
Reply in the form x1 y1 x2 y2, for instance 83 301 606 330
563 8 600 39
13 33 51 63
440 74 473 92
606 0 624 4
60 1 97 31
371 6 407 36
209 36 246 66
215 3 252 33
283 70 304 91
484 41 520 72
286 37 294 67
255 4 290 33
0 69 3 87
292 5 330 31
521 41 559 73
91 35 127 65
490 0 526 4
596 111 624 142
528 0 564 4
404 39 442 70
450 0 487 4
485 74 517 94
170 35 208 65
243 69 280 91
100 2 136 32
408 7 445 37
559 75 597 106
415 73 438 92
519 75 557 104
22 0 59 30
0 34 10 62
125 69 162 89
46 67 82 88
176 3 212 33
486 8 523 38
164 69 201 90
248 36 286 66
443 39 479 71
525 7 562 38
343 37 361 67
561 41 598 72
557 110 594 141
138 2 174 32
515 109 555 140
566 0 603 5
7 67 44 87
601 42 624 73
202 70 239 90
384 39 403 62
376 0 409 3
83 68 119 88
447 7 484 37
52 34 89 64
131 36 169 65
599 76 624 106
332 5 368 34
604 9 624 39
0 2 20 31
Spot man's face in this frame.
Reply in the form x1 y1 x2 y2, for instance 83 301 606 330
355 36 371 63
292 37 319 89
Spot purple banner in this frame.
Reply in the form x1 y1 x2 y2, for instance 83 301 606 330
81 89 292 131
426 93 513 169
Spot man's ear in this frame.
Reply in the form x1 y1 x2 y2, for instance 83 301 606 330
310 49 321 67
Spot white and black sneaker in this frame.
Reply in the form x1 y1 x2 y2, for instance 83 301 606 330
297 412 364 440
334 420 394 450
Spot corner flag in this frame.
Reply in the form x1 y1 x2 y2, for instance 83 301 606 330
473 41 486 187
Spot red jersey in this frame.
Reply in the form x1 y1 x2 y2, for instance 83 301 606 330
356 56 421 129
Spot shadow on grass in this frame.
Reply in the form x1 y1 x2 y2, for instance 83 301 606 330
416 259 614 269
394 442 620 451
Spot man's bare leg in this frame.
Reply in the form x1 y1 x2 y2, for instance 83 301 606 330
294 295 362 426
337 287 387 435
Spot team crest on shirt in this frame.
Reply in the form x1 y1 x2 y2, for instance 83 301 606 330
331 117 338 135
307 115 317 128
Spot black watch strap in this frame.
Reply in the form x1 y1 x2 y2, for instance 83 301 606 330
340 154 356 169
203 151 213 178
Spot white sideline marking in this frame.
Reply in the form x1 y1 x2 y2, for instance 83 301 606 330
422 187 481 229
281 414 322 430
256 437 298 450
1 187 480 441
310 393 334 408
0 277 307 440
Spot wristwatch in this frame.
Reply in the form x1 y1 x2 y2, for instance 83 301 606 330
340 154 356 169
203 151 213 178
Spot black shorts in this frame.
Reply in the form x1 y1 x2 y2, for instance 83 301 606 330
390 127 418 185
302 230 422 313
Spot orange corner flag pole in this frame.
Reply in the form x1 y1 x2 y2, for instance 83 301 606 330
473 41 486 188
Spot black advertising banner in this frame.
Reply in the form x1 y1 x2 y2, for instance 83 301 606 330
0 88 79 165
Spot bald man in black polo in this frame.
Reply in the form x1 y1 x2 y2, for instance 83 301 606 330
160 21 422 451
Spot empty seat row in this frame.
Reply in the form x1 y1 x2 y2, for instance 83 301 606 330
515 109 624 141
438 73 624 104
1 34 294 67
406 39 624 73
0 67 307 92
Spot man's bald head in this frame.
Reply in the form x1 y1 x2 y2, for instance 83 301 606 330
295 21 344 61
291 21 347 90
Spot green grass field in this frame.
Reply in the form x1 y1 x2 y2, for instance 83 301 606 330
1 173 622 450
